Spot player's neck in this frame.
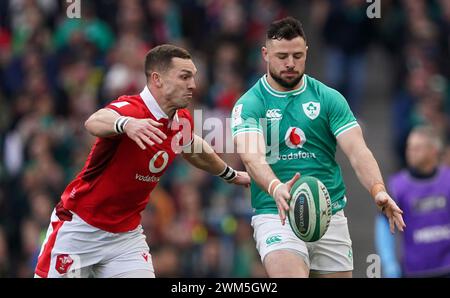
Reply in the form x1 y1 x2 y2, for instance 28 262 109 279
408 163 439 178
266 74 304 92
149 86 177 119
157 98 177 119
164 107 177 119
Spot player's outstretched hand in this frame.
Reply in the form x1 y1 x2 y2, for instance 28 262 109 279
375 191 406 234
229 171 251 187
273 173 301 226
124 118 167 150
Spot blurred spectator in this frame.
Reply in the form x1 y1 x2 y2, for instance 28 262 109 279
0 227 10 277
54 1 115 54
315 0 374 116
231 217 266 277
152 245 180 277
195 234 228 277
20 219 42 277
8 0 55 54
375 126 450 277
145 0 182 45
386 0 450 167
102 34 148 100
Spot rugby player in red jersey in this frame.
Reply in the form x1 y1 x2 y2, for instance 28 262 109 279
34 44 250 278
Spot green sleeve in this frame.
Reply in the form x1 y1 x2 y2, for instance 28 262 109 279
230 95 264 138
327 89 359 138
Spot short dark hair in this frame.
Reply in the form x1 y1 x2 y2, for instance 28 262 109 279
267 16 306 42
144 44 192 78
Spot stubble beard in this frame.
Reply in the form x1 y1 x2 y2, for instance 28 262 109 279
269 68 304 90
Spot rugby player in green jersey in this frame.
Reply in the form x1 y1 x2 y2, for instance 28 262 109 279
231 17 405 278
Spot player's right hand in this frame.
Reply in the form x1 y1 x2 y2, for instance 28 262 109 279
375 191 406 234
273 173 301 226
124 118 167 150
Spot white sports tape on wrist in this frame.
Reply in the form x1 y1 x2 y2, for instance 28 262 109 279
268 178 281 196
272 183 284 198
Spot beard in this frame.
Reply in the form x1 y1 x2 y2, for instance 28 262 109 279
269 68 303 90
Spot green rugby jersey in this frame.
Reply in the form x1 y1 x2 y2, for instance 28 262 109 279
231 74 359 215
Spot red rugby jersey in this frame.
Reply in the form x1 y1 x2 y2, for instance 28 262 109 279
61 86 194 232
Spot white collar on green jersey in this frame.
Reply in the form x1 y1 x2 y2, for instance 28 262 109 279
261 74 308 97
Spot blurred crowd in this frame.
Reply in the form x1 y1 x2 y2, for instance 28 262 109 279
311 0 450 166
0 0 448 277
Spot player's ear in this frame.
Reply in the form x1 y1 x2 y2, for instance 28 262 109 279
151 72 163 88
262 46 269 63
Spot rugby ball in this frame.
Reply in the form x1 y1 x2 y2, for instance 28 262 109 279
288 176 332 242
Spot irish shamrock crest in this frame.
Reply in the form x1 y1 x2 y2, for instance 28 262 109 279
302 102 320 120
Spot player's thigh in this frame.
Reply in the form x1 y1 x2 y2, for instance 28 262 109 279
264 250 309 278
93 225 155 278
252 214 310 277
308 210 353 276
95 253 155 279
109 269 155 278
35 211 99 278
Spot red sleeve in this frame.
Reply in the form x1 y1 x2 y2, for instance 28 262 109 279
105 96 142 118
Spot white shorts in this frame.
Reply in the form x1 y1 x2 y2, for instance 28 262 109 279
251 210 353 274
34 209 155 278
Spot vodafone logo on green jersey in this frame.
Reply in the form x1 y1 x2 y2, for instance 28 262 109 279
285 127 306 149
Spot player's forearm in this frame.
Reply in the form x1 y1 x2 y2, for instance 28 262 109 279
349 146 385 199
85 109 124 137
239 153 278 194
182 136 226 175
235 133 279 195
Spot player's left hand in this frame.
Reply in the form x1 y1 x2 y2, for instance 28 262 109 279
375 191 406 234
229 171 251 187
